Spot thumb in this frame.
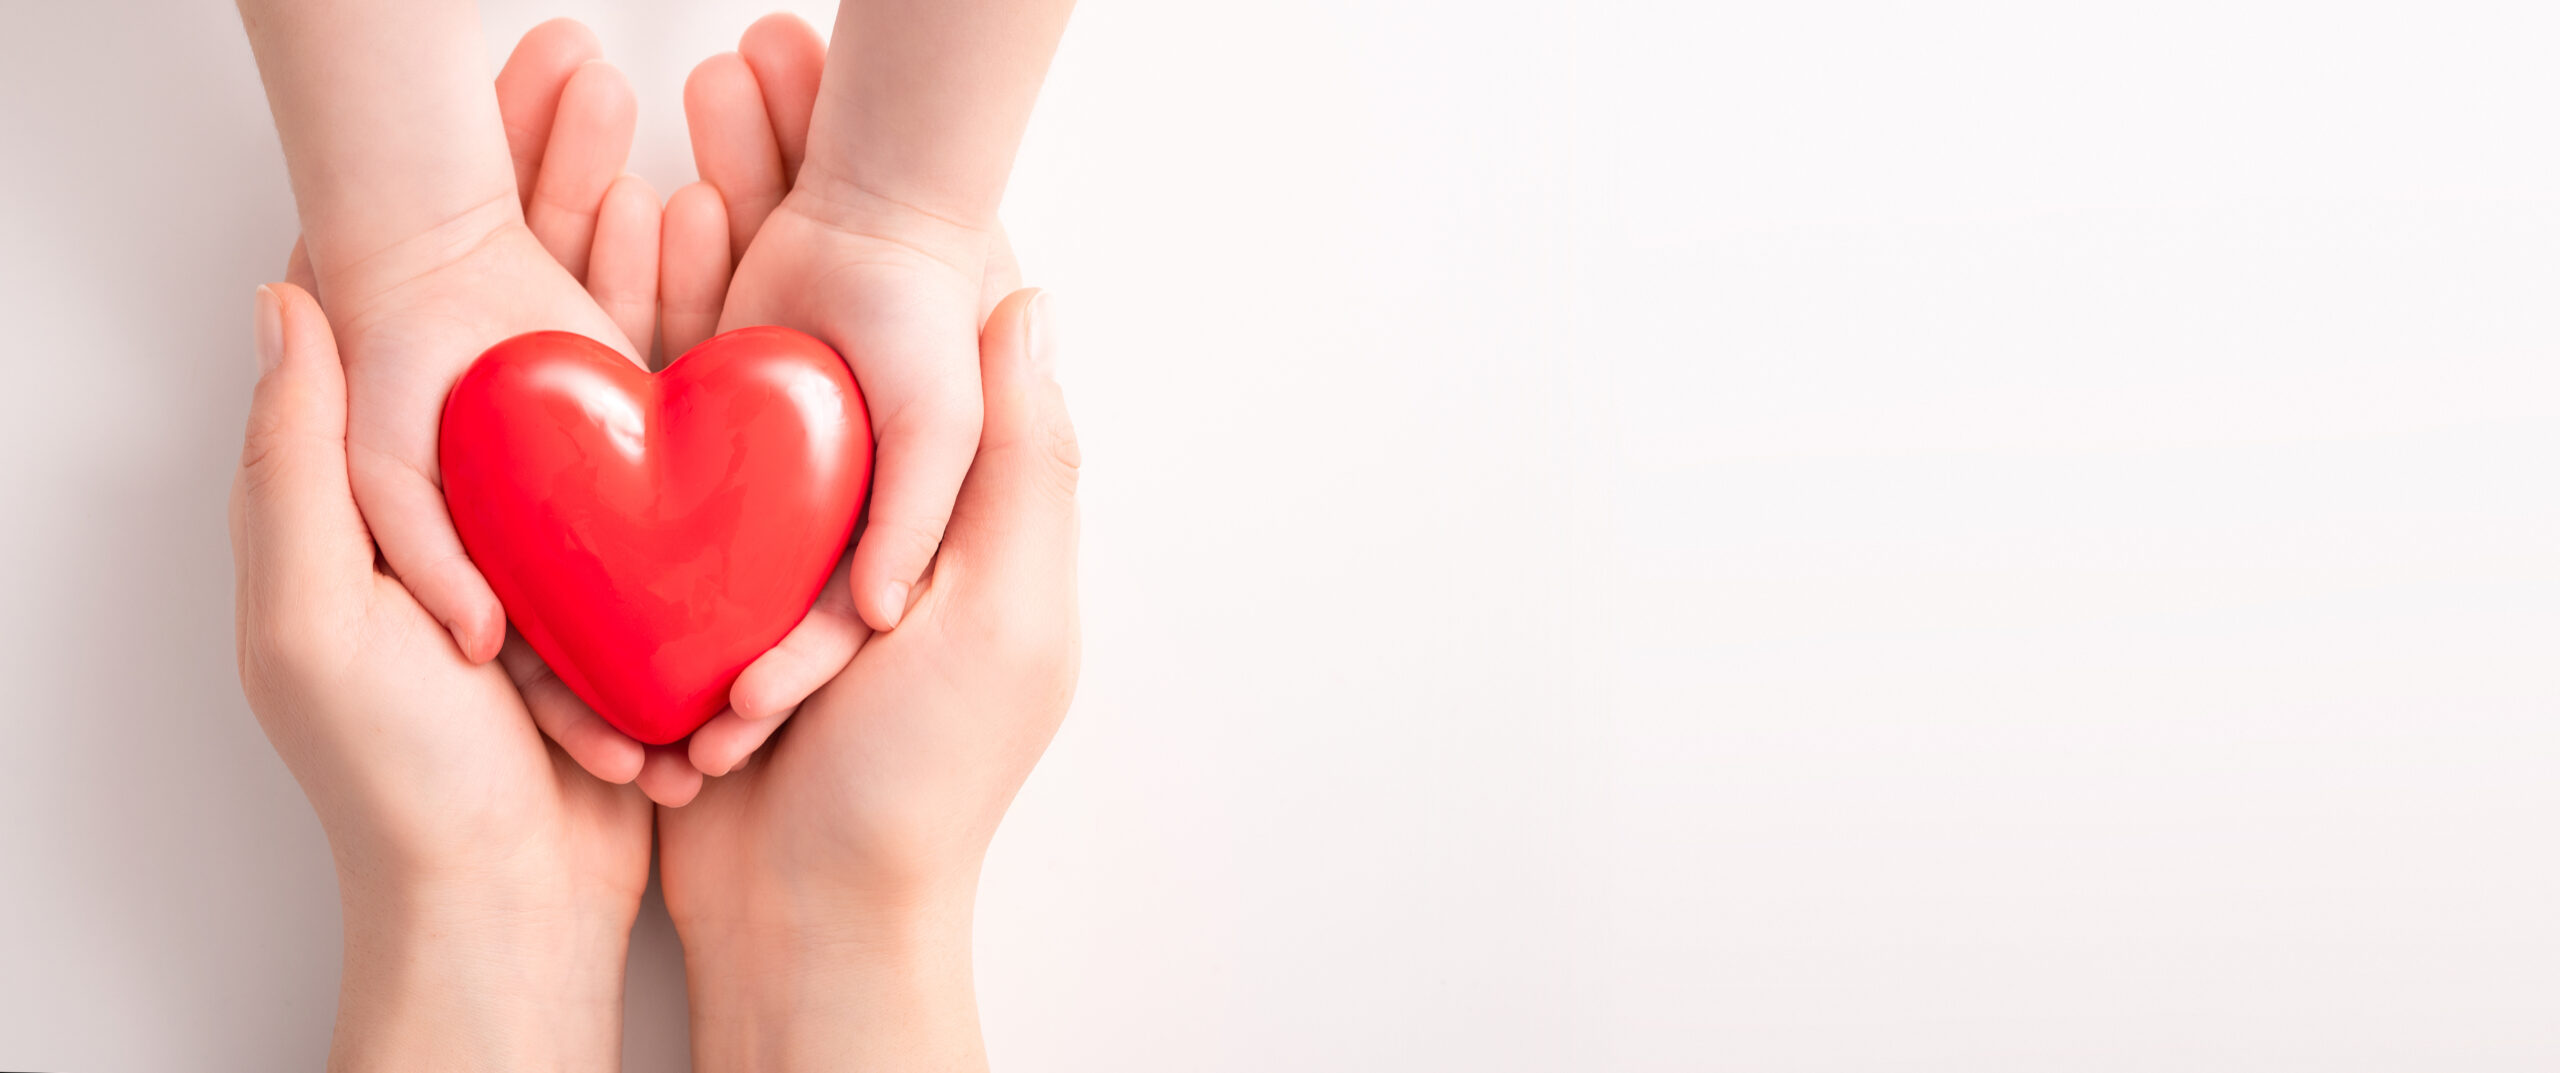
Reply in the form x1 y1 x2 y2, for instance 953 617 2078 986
943 288 1079 595
231 283 370 616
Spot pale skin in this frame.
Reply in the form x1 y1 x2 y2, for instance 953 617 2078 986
238 0 1073 780
232 13 1080 1071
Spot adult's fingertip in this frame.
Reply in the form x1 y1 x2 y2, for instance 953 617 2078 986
526 15 603 55
742 10 822 45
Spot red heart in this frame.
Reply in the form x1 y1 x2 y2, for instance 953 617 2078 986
440 327 871 744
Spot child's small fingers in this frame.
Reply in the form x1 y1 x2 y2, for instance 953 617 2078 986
499 637 645 784
685 706 788 778
738 12 826 179
728 554 868 722
683 52 787 261
658 181 732 361
494 18 605 204
351 455 507 663
848 377 985 631
589 174 662 362
637 746 704 807
527 59 637 282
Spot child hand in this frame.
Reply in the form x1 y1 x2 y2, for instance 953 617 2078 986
280 20 700 798
658 16 1028 772
262 15 659 670
688 14 1021 628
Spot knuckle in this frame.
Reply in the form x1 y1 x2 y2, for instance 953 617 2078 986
235 446 284 501
238 400 289 475
501 119 544 156
237 429 322 506
528 186 597 222
1040 413 1082 500
870 515 949 567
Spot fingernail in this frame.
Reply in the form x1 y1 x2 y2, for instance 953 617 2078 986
1026 289 1056 378
253 285 284 377
882 580 912 627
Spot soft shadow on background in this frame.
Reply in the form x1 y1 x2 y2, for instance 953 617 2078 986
8 2 2560 1071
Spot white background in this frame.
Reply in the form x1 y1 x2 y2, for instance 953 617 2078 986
5 0 2560 1068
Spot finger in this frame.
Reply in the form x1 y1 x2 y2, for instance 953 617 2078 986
738 12 826 179
703 555 871 774
499 635 645 784
685 706 789 779
589 173 662 360
235 283 369 613
730 551 868 719
636 745 704 807
349 447 506 663
658 181 732 362
683 52 787 261
943 289 1079 592
846 356 985 631
526 59 638 282
493 17 605 206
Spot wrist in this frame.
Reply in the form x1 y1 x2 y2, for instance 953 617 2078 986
786 167 1000 270
329 866 640 1072
240 0 520 281
306 190 523 316
677 880 985 1072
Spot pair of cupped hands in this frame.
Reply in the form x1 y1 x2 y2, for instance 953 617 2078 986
231 15 1077 1056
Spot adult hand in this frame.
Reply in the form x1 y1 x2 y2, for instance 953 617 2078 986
658 288 1080 1070
231 279 652 1070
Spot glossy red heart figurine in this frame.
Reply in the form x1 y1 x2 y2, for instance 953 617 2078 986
440 327 872 744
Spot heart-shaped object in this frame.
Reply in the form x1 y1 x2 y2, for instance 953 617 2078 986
440 327 871 744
